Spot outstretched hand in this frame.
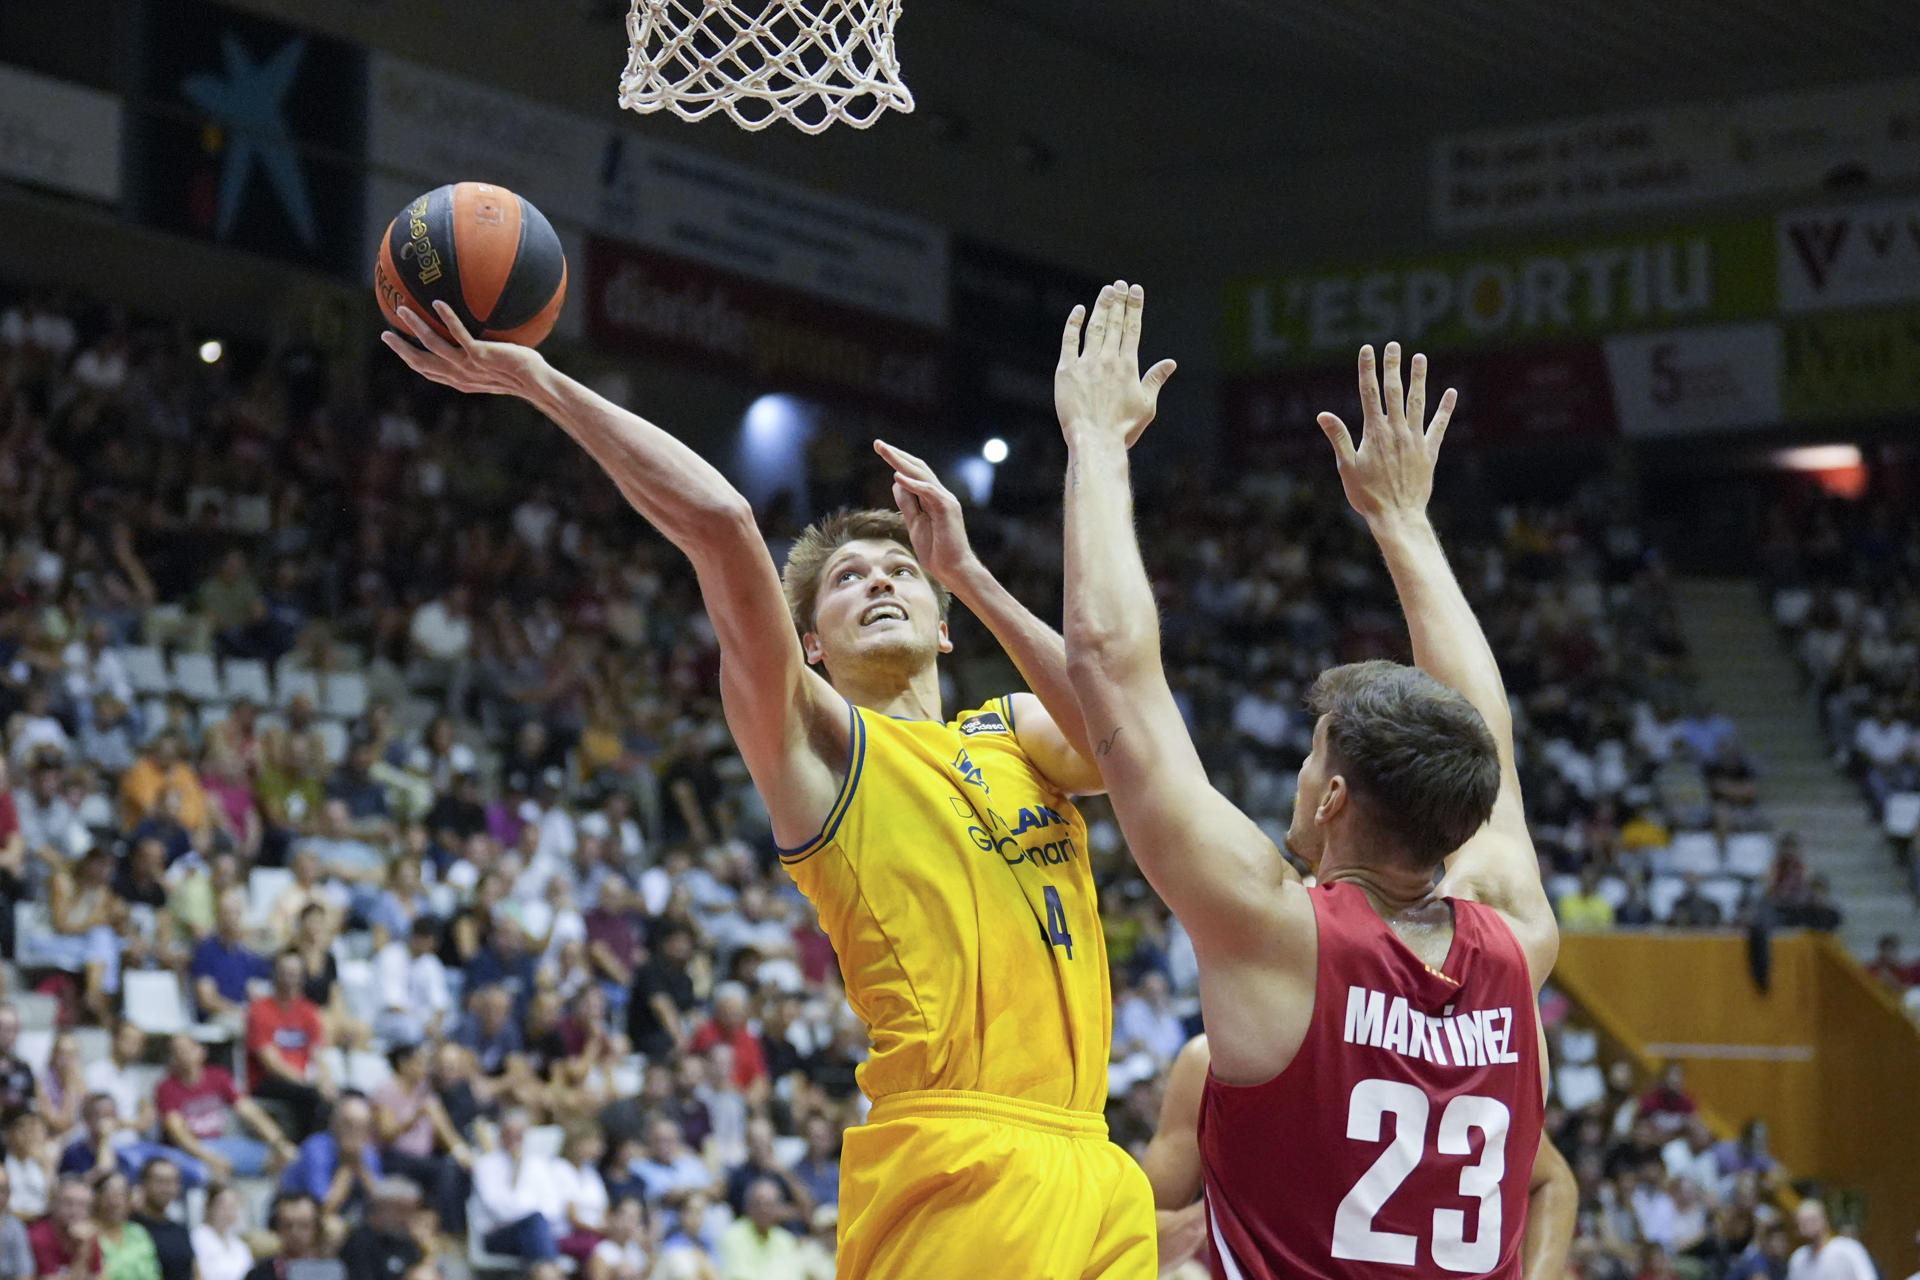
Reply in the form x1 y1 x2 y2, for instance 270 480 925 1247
1316 342 1457 525
1056 280 1177 448
874 439 977 585
381 300 547 398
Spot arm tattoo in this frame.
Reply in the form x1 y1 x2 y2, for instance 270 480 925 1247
1096 727 1123 757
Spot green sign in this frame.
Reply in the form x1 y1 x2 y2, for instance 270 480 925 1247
1225 219 1777 369
1782 306 1920 423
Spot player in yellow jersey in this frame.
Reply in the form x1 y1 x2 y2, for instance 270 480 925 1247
382 299 1157 1279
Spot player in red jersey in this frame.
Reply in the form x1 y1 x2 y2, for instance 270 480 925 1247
1058 282 1560 1280
1142 1036 1579 1280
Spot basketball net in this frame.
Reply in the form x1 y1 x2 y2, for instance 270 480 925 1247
619 0 914 134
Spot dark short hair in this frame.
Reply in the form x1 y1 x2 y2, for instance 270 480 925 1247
1305 660 1501 869
270 1190 320 1229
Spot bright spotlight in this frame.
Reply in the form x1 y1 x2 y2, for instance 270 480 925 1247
198 340 223 364
982 437 1009 465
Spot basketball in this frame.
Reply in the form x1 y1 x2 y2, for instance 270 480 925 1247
373 181 567 347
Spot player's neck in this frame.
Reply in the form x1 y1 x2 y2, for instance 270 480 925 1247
1317 843 1444 918
830 663 943 722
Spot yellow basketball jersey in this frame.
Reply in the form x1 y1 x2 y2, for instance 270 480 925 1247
781 695 1111 1114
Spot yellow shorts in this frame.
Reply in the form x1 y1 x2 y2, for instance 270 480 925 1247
837 1089 1156 1280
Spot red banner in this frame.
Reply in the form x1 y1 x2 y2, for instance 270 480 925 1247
585 236 947 413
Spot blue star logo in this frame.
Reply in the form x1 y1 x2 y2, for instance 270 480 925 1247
181 33 318 247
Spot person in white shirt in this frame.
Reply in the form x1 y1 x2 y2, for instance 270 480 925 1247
191 1183 253 1280
589 1196 651 1280
408 588 473 713
472 1109 564 1263
1788 1201 1878 1280
82 1022 156 1137
551 1129 610 1259
374 917 452 1045
1854 701 1912 771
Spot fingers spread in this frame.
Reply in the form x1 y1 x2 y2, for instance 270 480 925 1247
1120 283 1145 364
380 331 437 377
1317 411 1358 465
1357 345 1384 427
1381 342 1405 430
1406 353 1428 434
1427 387 1459 453
1059 304 1086 364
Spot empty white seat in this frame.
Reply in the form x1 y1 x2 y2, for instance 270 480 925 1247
223 658 272 705
524 1125 565 1162
1666 832 1722 877
1596 875 1628 910
1723 832 1777 879
248 866 296 927
322 671 369 722
122 970 193 1035
316 719 350 766
276 667 321 710
1649 875 1687 922
1698 876 1747 921
122 646 171 696
1546 873 1580 904
171 653 223 704
1887 793 1920 839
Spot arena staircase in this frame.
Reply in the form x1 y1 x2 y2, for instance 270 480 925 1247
1671 579 1913 956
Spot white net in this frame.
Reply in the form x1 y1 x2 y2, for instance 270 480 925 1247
619 0 914 135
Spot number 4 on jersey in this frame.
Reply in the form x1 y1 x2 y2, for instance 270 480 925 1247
1042 885 1074 958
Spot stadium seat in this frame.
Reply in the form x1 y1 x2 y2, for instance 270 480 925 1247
222 657 272 705
1723 832 1777 879
1697 877 1746 921
123 970 194 1035
322 671 370 721
171 652 223 704
1596 876 1628 910
247 866 295 927
524 1125 565 1162
1648 875 1687 922
1887 793 1920 839
122 645 171 696
1666 832 1723 877
16 1029 53 1075
275 666 321 710
316 719 350 766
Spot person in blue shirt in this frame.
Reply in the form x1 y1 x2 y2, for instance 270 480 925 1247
279 1094 382 1226
189 890 269 1020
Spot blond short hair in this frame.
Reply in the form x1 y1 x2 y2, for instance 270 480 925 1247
779 508 950 635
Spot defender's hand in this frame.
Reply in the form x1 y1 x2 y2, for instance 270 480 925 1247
1056 281 1177 448
382 300 547 398
875 439 977 585
1317 342 1457 526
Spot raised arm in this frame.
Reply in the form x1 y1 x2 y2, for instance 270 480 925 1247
873 440 1101 795
1315 343 1556 982
1059 284 1309 961
383 303 844 848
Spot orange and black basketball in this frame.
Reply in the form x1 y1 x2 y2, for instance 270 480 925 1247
373 182 568 348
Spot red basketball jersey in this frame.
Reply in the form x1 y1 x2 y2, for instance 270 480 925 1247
1198 882 1543 1280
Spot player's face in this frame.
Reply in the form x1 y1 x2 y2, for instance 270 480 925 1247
806 538 951 678
1285 715 1334 868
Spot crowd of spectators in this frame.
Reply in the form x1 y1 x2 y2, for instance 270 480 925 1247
1761 497 1920 1018
0 286 1855 1279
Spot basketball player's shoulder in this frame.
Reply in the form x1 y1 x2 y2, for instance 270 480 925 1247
949 694 1018 741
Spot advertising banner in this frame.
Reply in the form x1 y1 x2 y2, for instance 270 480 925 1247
1226 219 1774 369
1777 196 1920 314
1434 78 1920 233
1604 323 1784 437
0 63 121 203
1223 341 1619 462
130 0 366 277
1781 307 1920 423
596 133 949 329
366 53 604 230
584 236 946 413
